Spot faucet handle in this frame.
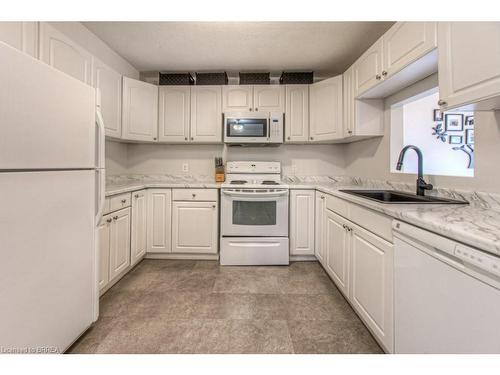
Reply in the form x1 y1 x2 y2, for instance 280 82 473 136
417 177 433 191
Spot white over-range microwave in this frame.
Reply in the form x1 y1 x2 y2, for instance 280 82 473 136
223 111 284 145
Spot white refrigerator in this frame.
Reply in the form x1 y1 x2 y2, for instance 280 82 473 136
0 42 105 353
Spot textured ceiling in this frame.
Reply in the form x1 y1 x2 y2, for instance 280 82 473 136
84 22 394 76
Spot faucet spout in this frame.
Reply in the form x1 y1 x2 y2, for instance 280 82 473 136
396 145 433 196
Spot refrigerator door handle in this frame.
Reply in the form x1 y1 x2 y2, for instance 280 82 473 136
95 169 106 225
95 88 106 170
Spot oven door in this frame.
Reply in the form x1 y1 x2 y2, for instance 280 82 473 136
224 113 270 143
221 189 289 237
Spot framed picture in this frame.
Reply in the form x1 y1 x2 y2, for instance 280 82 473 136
433 109 444 121
445 113 464 132
449 135 463 144
465 115 474 126
466 129 474 145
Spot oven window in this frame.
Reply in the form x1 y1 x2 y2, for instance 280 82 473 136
226 118 267 137
232 201 276 225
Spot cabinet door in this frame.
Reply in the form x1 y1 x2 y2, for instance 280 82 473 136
309 75 343 141
97 214 111 291
253 85 285 112
325 210 350 296
383 22 437 78
122 77 159 142
438 22 500 110
314 192 326 265
353 37 383 97
158 86 190 142
93 58 122 139
290 190 315 256
190 86 222 143
147 189 172 253
0 22 38 57
172 201 218 254
39 23 92 84
131 190 147 266
350 224 394 352
222 85 253 112
285 85 309 142
109 207 131 282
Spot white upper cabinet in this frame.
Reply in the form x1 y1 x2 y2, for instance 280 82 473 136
131 190 147 266
158 86 190 142
285 85 309 142
222 85 253 112
290 190 315 256
253 85 285 112
383 22 437 78
93 58 122 139
438 22 500 111
353 37 384 97
0 22 38 58
190 86 222 143
122 77 159 142
39 23 92 85
309 75 343 142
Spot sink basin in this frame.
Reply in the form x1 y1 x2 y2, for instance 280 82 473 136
338 190 468 204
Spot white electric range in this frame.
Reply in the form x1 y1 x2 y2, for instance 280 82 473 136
220 161 289 266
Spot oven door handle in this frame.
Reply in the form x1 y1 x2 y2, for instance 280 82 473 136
222 190 288 198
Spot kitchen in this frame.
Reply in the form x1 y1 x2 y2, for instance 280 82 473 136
1 3 500 371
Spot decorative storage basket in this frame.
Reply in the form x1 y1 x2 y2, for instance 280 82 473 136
239 72 270 85
195 72 228 85
279 72 314 84
159 72 195 85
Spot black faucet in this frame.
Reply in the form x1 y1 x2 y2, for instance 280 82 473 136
396 145 433 196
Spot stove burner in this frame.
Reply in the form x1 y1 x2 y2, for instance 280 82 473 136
230 180 247 185
261 180 280 185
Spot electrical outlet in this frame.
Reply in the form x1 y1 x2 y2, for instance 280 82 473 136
182 163 189 173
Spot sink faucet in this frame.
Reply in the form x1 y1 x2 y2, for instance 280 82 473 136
396 145 433 196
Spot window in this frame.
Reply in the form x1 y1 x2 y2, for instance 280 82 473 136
390 88 474 178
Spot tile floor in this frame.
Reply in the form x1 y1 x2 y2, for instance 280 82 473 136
67 260 382 354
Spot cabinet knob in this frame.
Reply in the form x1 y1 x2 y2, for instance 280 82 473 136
190 137 194 141
106 218 112 223
121 199 126 203
153 137 157 140
192 193 196 198
134 194 139 198
113 216 118 220
184 137 188 141
310 136 314 140
438 99 447 106
376 74 382 80
212 204 216 208
287 136 291 140
381 70 388 77
347 130 353 135
321 195 325 199
255 108 258 111
249 108 253 111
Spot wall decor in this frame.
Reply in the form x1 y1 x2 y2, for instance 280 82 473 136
445 114 464 132
466 129 475 145
452 144 475 169
432 123 447 142
449 135 463 144
433 109 444 121
465 115 474 126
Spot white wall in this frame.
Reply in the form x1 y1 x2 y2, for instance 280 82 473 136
49 22 139 78
105 140 128 175
345 73 500 193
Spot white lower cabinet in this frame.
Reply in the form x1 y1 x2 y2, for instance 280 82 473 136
314 192 326 264
97 214 112 291
350 223 394 353
172 200 218 254
108 207 131 282
131 190 147 266
290 190 315 256
324 210 350 297
147 189 172 253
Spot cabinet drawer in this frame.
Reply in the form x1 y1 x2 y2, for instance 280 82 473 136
109 192 132 212
325 193 349 218
172 189 218 202
349 203 393 242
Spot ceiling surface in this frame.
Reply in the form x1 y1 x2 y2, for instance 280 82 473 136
84 22 394 76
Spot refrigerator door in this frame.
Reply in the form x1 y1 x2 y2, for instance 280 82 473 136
0 170 97 353
0 42 95 170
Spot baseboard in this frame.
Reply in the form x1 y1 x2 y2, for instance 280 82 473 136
290 255 318 262
145 253 219 261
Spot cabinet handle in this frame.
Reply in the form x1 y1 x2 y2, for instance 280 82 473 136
438 99 447 106
134 194 139 198
106 218 112 223
113 216 118 220
376 74 381 80
381 70 388 77
121 199 126 203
